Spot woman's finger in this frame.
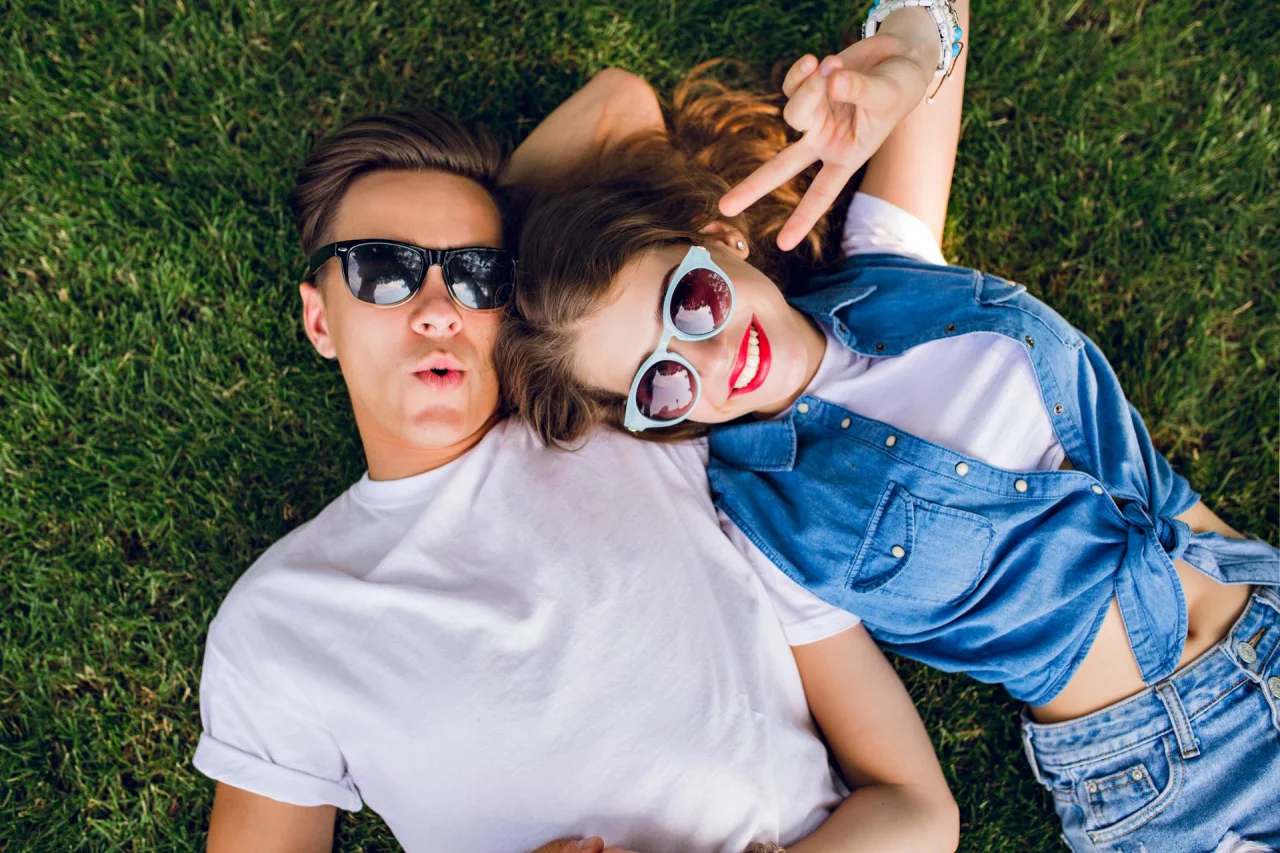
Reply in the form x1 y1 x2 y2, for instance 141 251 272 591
776 161 856 251
781 61 833 132
719 141 819 217
782 54 819 98
827 66 907 113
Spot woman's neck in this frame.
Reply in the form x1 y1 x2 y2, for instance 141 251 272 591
756 310 828 416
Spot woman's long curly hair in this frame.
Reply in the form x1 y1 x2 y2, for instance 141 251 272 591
497 61 845 448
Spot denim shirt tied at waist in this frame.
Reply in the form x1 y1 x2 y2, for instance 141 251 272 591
708 254 1279 705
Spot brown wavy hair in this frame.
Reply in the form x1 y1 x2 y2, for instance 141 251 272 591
498 61 841 448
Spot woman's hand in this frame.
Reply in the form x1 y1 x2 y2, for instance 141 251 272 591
529 838 605 853
527 837 639 853
720 10 942 251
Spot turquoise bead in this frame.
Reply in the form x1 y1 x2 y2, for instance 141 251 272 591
954 26 963 39
952 42 962 55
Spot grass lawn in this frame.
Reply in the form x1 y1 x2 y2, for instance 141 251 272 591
1 0 1276 850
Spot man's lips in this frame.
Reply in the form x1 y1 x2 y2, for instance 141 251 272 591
727 316 771 398
411 353 467 391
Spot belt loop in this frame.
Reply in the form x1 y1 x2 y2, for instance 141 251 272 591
1020 720 1050 788
1155 682 1201 759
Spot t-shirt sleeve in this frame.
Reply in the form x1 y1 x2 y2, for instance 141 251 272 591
718 510 860 646
193 625 363 811
841 191 948 266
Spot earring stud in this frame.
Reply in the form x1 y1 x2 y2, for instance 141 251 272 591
736 240 746 250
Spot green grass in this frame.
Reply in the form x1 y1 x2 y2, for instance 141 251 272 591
1 0 1276 850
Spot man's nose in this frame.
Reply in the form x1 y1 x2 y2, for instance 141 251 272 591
408 266 463 337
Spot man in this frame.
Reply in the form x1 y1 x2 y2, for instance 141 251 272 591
194 65 957 852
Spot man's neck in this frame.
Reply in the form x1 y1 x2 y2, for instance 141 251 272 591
359 412 503 481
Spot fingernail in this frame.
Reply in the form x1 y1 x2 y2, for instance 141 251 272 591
819 56 838 77
578 839 602 850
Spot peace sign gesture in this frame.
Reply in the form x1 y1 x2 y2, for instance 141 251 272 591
719 23 939 251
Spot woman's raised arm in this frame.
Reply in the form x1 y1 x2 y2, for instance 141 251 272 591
720 0 969 249
858 0 969 243
502 68 664 192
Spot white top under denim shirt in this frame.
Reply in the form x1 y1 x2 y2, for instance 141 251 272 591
711 193 1279 704
720 191 1063 644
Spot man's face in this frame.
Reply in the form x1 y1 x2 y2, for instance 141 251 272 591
300 170 505 474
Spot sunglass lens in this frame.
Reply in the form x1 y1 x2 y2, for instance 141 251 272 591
670 267 731 336
635 360 699 422
444 249 515 309
347 243 425 305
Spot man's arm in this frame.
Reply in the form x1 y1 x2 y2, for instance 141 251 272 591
502 68 664 191
207 784 335 853
786 625 960 853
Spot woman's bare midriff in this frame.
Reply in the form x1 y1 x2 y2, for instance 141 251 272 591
1032 500 1253 723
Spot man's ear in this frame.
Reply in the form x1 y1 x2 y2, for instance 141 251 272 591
299 281 338 359
696 220 750 260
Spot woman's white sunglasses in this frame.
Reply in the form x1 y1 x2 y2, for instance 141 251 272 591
623 245 736 432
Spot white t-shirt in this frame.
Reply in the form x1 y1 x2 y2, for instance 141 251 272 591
829 192 1065 471
721 192 1065 623
195 419 855 853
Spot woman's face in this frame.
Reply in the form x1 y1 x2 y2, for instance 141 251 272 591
573 239 824 425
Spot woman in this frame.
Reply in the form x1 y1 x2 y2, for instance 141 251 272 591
498 2 1280 851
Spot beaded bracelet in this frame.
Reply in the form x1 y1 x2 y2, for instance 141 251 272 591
747 844 785 853
862 0 964 103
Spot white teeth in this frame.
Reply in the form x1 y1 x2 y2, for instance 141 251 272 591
733 326 763 390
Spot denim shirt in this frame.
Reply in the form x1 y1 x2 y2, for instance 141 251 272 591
708 254 1279 705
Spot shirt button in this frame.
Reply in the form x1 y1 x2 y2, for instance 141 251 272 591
1268 677 1280 699
840 417 851 429
796 402 810 414
955 462 970 476
1091 484 1105 495
1237 642 1258 665
1015 479 1028 493
885 435 897 447
891 545 906 558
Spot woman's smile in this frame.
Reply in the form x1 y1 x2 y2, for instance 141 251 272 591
729 315 772 397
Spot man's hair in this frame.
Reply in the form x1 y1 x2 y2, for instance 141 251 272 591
288 109 508 257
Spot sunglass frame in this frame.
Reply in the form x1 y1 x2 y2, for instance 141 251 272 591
307 239 516 311
623 245 736 432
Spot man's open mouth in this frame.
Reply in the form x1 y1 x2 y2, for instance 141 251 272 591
412 354 467 390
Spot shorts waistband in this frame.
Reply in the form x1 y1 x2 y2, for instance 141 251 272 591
1022 585 1279 774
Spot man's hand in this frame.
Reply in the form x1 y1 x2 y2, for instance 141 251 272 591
719 12 940 251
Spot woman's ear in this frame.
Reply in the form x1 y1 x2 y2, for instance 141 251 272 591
299 281 338 359
697 220 750 259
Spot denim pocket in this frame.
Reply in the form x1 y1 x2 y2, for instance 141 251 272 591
847 482 994 603
1081 736 1186 845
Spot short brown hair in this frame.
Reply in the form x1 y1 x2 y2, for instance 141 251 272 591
288 110 508 257
496 62 839 448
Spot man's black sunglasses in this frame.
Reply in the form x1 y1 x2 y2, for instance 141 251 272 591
307 240 516 311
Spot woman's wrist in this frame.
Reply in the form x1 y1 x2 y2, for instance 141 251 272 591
874 7 942 80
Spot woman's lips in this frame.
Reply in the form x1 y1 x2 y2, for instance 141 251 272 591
728 316 771 398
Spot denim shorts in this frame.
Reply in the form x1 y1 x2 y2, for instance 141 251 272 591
1021 586 1280 853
